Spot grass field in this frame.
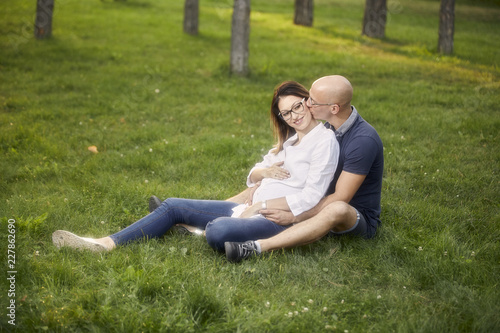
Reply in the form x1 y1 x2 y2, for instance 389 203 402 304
1 0 499 331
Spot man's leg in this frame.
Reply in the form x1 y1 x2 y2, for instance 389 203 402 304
223 201 359 262
258 201 358 252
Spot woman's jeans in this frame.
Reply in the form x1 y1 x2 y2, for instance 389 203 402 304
109 198 289 252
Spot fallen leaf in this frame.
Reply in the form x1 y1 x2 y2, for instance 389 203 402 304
88 145 98 153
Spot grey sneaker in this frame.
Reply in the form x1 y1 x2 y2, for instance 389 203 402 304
225 241 260 263
148 195 162 213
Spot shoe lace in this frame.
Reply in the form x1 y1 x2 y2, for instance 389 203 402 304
238 242 255 257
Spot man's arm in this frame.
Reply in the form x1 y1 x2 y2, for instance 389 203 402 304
261 171 366 225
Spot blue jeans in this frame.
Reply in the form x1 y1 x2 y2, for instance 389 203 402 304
205 215 289 252
109 198 289 252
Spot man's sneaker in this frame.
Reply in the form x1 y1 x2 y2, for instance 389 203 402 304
225 241 260 263
148 195 162 213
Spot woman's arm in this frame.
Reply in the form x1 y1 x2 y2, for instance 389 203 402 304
248 162 290 184
246 148 289 187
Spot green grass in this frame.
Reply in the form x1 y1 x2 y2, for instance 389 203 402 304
1 0 499 331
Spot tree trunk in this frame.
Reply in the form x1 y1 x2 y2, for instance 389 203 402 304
362 0 387 39
438 0 455 54
184 0 199 35
34 0 54 39
294 0 313 27
230 0 251 76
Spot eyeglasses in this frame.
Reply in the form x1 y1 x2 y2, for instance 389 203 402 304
308 96 338 108
278 98 306 121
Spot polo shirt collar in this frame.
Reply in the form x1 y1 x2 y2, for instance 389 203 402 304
325 106 358 137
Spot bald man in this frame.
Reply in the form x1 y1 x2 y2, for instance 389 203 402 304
225 75 384 262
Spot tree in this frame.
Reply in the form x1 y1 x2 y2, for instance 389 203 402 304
184 0 199 35
230 0 251 76
34 0 54 39
362 0 387 39
294 0 313 27
438 0 455 54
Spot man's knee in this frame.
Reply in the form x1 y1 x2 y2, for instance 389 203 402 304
318 201 357 231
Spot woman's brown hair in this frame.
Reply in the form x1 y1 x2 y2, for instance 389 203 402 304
270 81 309 154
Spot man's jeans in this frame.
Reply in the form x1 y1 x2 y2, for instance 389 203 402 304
109 198 289 252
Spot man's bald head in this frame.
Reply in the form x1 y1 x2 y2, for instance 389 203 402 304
311 75 353 111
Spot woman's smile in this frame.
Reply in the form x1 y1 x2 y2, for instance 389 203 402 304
292 115 305 126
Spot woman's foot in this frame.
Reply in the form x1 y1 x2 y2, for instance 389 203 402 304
52 230 115 252
175 224 205 236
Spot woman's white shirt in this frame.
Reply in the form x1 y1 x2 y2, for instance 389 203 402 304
245 122 339 216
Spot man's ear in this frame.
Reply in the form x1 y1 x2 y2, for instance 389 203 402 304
330 104 340 116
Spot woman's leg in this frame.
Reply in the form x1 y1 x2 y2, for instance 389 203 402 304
110 198 238 246
205 216 289 252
